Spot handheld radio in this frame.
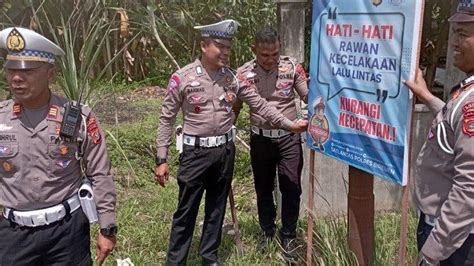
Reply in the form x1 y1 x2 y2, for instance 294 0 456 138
59 87 85 141
59 102 81 139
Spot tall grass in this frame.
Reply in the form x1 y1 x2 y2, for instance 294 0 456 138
30 0 139 105
94 94 418 265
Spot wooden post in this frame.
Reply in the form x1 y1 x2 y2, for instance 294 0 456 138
348 166 374 265
398 185 410 265
306 150 316 265
228 187 244 254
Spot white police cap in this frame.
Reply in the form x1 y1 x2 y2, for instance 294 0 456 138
0 27 65 69
194 19 239 40
313 96 325 109
449 0 474 22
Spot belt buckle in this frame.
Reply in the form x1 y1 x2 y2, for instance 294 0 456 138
33 213 47 226
208 137 217 147
184 136 192 145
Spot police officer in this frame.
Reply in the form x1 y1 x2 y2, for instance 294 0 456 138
233 27 308 262
154 20 308 265
0 27 117 265
405 2 474 264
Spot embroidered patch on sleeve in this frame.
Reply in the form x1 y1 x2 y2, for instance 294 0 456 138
463 101 474 118
86 116 102 144
167 74 180 93
296 64 307 81
462 101 474 136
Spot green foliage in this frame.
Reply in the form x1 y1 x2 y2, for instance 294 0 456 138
148 0 277 68
35 1 138 104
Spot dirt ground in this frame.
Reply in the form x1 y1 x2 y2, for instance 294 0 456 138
93 86 165 125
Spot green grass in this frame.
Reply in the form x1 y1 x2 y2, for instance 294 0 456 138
93 95 418 265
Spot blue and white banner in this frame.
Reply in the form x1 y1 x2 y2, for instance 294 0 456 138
307 0 424 185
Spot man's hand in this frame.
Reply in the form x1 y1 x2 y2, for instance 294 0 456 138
404 68 435 104
289 119 308 133
96 233 116 266
154 163 169 187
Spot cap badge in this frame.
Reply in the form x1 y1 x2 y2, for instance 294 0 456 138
6 28 26 52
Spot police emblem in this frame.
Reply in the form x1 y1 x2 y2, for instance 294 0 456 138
167 74 180 93
463 102 474 137
59 145 69 156
2 161 13 172
372 0 382 6
6 28 26 52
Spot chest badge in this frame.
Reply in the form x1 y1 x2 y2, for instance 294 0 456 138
190 81 201 87
0 146 12 156
225 93 236 103
2 161 13 172
246 72 256 78
59 145 69 156
277 82 291 89
194 105 201 113
56 159 72 168
280 89 291 96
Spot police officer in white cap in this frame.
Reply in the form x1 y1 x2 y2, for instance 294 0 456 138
155 19 308 265
405 1 474 264
0 27 117 265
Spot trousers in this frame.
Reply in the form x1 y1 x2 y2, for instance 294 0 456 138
166 141 235 265
0 208 92 265
250 132 303 239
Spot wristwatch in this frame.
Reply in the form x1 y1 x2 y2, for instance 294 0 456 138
155 157 167 166
100 224 118 237
418 254 436 266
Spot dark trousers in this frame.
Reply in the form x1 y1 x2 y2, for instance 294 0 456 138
0 208 92 266
417 213 474 265
166 141 235 265
250 132 303 239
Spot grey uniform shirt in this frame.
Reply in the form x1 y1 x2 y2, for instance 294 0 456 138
234 56 309 129
414 84 474 260
156 59 294 159
0 94 116 228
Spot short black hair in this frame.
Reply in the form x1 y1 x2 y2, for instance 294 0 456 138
254 27 280 44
